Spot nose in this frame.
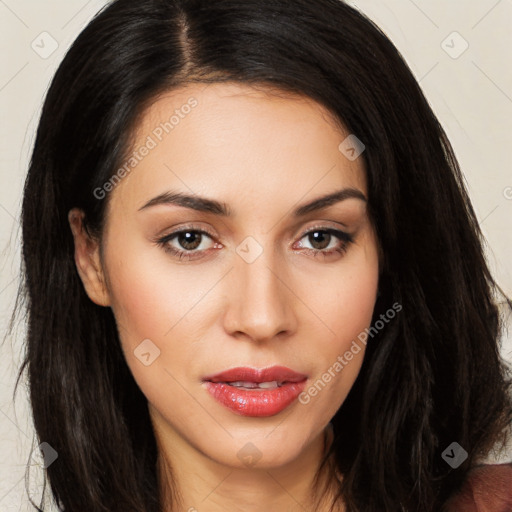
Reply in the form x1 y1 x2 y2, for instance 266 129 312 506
222 245 298 343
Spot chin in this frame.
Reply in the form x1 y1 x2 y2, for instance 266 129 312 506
205 430 314 470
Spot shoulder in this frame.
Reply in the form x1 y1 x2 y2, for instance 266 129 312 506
444 462 512 512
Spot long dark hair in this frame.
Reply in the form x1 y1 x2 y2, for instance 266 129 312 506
12 0 512 510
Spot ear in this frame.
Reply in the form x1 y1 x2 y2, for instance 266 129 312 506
68 208 111 307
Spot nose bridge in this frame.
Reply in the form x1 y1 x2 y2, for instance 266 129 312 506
223 236 296 341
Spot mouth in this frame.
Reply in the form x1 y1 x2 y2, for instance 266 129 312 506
216 380 289 390
202 366 308 417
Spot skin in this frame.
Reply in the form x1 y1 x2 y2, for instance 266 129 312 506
69 82 380 511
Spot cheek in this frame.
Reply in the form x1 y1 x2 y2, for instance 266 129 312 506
335 230 380 332
302 234 379 348
298 240 379 412
105 258 207 421
107 259 176 346
104 225 207 344
102 233 206 388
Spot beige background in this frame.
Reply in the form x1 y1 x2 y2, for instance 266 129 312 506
1 0 511 509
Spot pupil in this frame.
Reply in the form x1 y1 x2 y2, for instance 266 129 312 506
310 231 330 250
179 232 201 250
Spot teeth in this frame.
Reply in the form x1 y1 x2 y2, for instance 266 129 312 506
226 380 283 389
258 381 280 389
229 381 259 388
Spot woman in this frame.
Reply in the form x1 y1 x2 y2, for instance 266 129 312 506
15 0 512 510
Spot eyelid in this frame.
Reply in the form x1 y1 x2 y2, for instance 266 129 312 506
158 223 217 240
298 221 350 235
157 220 351 242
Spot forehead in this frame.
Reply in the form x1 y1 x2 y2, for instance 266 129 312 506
106 81 367 217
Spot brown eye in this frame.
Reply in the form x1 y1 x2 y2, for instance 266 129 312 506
175 231 203 251
296 227 354 258
155 227 217 261
307 230 332 250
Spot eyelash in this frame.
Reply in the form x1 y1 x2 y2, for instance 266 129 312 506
154 224 354 262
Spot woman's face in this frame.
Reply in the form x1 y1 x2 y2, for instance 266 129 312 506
73 82 379 469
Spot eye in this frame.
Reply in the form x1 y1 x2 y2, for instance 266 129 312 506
295 227 354 259
155 226 219 261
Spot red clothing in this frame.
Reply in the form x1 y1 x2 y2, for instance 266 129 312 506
444 462 512 511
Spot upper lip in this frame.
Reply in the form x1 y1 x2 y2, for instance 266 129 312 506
203 365 307 384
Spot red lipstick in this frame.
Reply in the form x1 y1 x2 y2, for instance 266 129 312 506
203 366 307 417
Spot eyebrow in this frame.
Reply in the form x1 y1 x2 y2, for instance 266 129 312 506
138 187 367 217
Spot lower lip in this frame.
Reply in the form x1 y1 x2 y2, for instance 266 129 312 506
204 380 307 417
